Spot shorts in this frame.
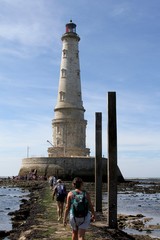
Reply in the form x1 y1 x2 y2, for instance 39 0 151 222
70 212 91 230
56 195 65 202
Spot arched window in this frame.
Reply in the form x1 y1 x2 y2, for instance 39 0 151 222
57 126 60 134
61 69 67 78
76 51 79 58
77 70 80 77
60 91 65 101
63 49 67 58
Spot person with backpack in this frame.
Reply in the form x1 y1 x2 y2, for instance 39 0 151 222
53 179 67 221
63 177 95 240
49 175 57 189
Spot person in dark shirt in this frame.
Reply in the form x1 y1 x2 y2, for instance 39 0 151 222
53 179 67 221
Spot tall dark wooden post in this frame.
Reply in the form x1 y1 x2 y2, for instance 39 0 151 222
107 92 117 228
95 112 102 212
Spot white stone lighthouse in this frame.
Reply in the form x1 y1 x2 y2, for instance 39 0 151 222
19 21 124 181
48 20 90 157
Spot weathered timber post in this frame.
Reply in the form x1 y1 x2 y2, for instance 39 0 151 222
95 112 102 212
107 92 118 228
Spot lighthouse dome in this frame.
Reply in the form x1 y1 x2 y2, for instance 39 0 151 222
65 20 76 33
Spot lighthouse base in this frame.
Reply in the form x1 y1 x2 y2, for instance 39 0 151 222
18 156 124 182
47 146 90 157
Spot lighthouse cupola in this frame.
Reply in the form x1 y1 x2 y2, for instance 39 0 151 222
66 20 76 33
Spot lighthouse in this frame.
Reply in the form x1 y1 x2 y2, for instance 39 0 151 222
48 20 90 157
19 21 124 181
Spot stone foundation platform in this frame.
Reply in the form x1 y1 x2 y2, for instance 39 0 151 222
19 156 124 182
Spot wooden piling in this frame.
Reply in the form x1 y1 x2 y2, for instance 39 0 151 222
95 112 102 212
107 92 117 228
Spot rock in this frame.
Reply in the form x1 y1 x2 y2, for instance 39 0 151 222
0 230 9 238
136 214 144 218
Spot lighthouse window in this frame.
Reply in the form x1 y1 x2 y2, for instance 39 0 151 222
63 49 67 58
60 91 65 101
76 52 79 58
77 70 80 76
57 126 61 134
61 69 66 78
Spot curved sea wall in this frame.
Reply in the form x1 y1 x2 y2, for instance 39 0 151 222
19 157 124 182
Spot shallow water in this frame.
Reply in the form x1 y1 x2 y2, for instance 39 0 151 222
119 192 160 238
102 179 160 238
0 178 160 239
0 186 29 231
118 192 160 223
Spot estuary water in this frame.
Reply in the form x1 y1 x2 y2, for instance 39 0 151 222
0 178 160 239
0 185 29 231
103 178 160 239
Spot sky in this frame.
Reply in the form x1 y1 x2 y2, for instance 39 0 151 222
0 0 160 178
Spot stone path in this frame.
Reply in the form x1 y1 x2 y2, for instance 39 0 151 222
6 180 155 240
15 185 135 240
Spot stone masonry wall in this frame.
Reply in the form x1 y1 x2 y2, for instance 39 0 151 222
18 157 124 182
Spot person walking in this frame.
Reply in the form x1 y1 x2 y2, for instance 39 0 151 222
53 179 67 221
63 177 95 240
49 176 57 190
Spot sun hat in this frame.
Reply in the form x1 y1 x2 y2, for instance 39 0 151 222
57 179 62 183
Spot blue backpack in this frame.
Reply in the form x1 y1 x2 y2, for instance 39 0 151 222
71 190 89 218
56 184 67 197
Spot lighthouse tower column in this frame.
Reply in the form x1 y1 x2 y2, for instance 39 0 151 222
48 20 90 157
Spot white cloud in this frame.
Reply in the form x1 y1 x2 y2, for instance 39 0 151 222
111 4 130 17
0 0 63 49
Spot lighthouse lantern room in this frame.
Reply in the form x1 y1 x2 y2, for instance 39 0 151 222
66 20 76 33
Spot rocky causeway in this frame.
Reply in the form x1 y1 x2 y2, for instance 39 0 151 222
0 178 159 240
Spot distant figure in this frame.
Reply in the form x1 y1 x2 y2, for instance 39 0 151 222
53 179 67 221
27 171 33 180
49 176 57 189
63 177 95 240
32 169 37 180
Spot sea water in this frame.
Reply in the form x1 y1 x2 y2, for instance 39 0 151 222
0 186 29 231
0 178 160 239
103 178 160 239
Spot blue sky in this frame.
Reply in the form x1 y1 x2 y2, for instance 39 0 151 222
0 0 159 178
